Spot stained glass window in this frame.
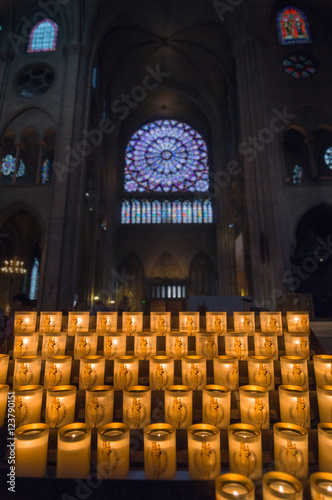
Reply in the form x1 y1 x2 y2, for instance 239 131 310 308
121 200 130 224
92 67 97 89
124 120 209 193
277 7 311 45
283 54 316 78
291 165 304 184
41 159 51 184
28 19 58 53
121 199 212 224
29 258 39 300
324 147 332 170
1 154 25 177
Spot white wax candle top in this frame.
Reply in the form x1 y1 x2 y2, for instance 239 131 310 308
319 483 332 492
105 430 123 437
67 430 85 438
222 483 248 495
151 430 169 437
195 431 213 437
270 482 296 494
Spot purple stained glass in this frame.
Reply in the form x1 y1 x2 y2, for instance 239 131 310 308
1 154 25 177
124 120 209 193
277 7 311 45
41 159 51 184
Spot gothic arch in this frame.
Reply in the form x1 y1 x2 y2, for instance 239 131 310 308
189 251 217 296
118 252 145 311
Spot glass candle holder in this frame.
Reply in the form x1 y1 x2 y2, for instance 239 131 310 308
14 385 43 427
286 312 309 334
318 424 332 473
182 355 206 390
187 423 220 480
248 356 275 391
317 386 332 423
97 422 130 479
14 356 42 388
228 423 262 480
166 333 188 360
123 386 151 429
14 333 39 358
144 423 176 479
263 471 303 500
85 385 114 429
46 386 77 428
213 356 239 390
284 333 310 359
254 333 278 360
314 355 332 386
310 472 332 499
273 422 308 479
278 386 310 429
122 312 143 335
196 333 218 360
206 312 227 334
165 385 193 429
225 334 248 360
42 332 67 358
44 356 72 390
150 312 171 335
57 423 91 478
0 354 9 384
202 385 231 429
239 386 270 430
68 311 90 336
260 312 283 335
74 333 98 360
97 311 118 334
135 334 157 360
179 311 200 335
40 312 62 333
280 357 308 389
79 356 105 390
14 311 37 333
113 356 139 390
0 384 9 427
103 333 126 360
15 423 49 477
215 473 255 500
233 312 255 334
150 356 174 390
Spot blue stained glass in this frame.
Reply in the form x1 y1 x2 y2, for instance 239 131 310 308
324 147 332 170
1 154 25 177
291 165 304 184
277 7 311 45
124 120 209 193
121 199 213 224
28 19 58 53
203 199 213 223
41 159 51 184
121 200 130 224
29 258 39 300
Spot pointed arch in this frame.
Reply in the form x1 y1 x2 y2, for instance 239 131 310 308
28 19 58 53
189 252 217 296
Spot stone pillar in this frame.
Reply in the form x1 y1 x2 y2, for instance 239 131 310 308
305 137 319 180
35 141 45 184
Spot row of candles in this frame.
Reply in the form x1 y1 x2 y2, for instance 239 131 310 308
12 311 310 336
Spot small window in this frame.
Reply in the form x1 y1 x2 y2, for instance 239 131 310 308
277 7 311 45
28 19 58 53
324 147 332 169
291 165 304 184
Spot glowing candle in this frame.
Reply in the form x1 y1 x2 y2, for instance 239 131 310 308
44 355 72 389
150 356 174 390
263 471 303 499
45 386 76 428
179 311 200 335
135 334 156 360
187 424 220 480
202 385 231 429
13 333 39 358
310 472 332 499
14 385 43 427
239 386 269 430
0 384 9 427
85 385 114 429
165 385 193 429
113 356 139 390
0 354 9 384
79 356 105 390
259 312 283 335
273 422 308 479
57 423 91 478
228 424 262 480
206 312 227 335
103 334 126 360
144 423 176 479
233 312 255 335
14 356 42 389
150 312 171 335
318 424 332 473
314 355 332 386
215 473 255 499
74 333 98 360
254 333 278 360
68 311 90 336
278 385 310 429
97 423 130 479
248 356 275 390
213 355 239 390
196 333 218 360
122 312 143 335
182 355 206 390
286 312 309 334
42 332 67 358
15 423 49 477
225 334 248 360
97 311 118 334
317 386 332 423
14 312 37 333
284 333 310 359
280 356 308 390
166 333 188 360
123 386 151 429
39 312 62 333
